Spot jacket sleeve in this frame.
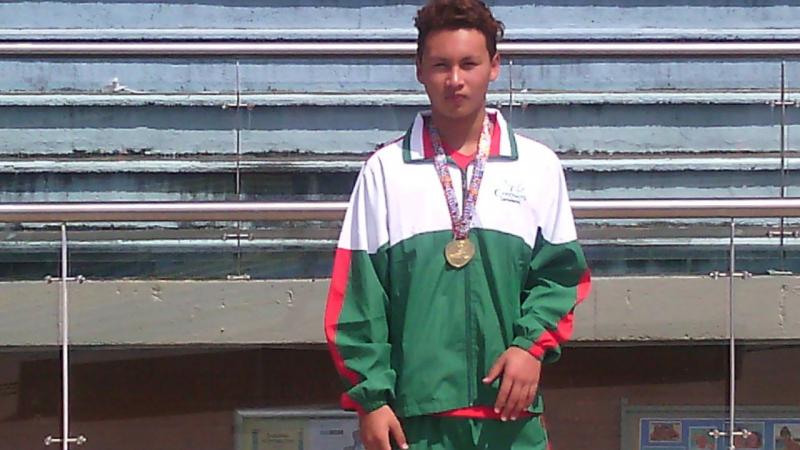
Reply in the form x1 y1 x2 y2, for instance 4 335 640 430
511 163 591 364
324 161 395 414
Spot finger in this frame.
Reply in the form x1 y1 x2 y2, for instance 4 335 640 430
506 383 528 420
390 418 409 450
483 355 505 384
502 382 524 421
524 384 537 411
364 433 384 450
378 430 392 450
514 384 536 419
494 375 513 416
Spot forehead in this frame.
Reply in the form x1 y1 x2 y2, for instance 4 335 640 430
421 28 490 59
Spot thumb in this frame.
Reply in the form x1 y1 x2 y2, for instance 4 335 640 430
389 417 409 450
483 354 506 384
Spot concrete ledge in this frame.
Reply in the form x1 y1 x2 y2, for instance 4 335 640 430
1 276 799 346
586 275 800 342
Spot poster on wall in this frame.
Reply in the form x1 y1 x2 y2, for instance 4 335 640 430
639 418 800 450
239 418 305 450
306 418 363 450
774 423 800 450
236 410 362 450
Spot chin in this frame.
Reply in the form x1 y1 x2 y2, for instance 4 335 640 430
436 104 482 121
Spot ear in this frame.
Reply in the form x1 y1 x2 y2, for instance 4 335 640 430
489 53 500 82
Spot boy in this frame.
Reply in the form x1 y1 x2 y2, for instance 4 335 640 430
325 1 590 449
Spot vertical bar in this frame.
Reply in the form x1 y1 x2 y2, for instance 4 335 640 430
60 223 69 450
235 60 241 110
235 60 243 276
728 218 736 450
235 134 242 197
507 59 514 125
235 59 243 199
236 128 243 275
780 62 787 269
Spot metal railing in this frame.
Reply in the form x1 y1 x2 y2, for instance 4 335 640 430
3 198 797 450
4 41 800 57
3 198 800 222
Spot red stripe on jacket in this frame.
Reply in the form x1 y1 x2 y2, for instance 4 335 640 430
576 269 592 306
340 393 366 415
436 406 534 419
529 269 592 359
324 248 365 412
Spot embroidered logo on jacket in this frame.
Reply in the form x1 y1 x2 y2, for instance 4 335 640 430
494 181 527 204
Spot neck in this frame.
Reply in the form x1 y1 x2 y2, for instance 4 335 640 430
430 107 486 156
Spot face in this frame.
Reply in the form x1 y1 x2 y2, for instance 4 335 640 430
416 28 500 121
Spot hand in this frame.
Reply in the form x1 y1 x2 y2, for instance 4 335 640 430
482 346 542 421
359 405 409 450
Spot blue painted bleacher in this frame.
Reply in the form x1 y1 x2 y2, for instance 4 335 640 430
1 0 799 279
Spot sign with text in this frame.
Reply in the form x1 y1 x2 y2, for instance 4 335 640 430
236 409 362 450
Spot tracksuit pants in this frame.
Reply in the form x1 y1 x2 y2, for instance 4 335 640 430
399 415 549 450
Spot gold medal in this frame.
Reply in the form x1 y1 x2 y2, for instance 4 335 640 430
445 239 475 268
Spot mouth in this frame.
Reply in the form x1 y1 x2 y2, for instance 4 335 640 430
445 94 468 104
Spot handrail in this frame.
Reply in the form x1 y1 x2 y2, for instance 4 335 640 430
3 199 800 222
4 41 800 58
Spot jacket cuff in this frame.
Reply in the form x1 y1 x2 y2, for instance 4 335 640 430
358 400 389 416
344 389 391 416
510 336 545 361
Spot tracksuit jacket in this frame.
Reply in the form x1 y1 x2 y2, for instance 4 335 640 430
324 109 591 419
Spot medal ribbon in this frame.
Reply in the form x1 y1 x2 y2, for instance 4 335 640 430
429 114 492 240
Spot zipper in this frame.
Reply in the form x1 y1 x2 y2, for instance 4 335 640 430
461 165 474 404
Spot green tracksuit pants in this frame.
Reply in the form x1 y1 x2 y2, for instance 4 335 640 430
399 415 549 450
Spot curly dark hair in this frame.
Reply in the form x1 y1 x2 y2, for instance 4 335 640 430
414 0 505 60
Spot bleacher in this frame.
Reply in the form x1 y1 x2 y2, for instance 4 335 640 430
2 2 799 280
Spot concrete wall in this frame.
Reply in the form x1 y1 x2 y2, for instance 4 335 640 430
1 276 799 345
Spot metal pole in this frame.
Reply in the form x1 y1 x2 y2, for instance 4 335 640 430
6 41 800 58
507 59 514 125
235 60 244 277
60 223 69 450
8 199 800 222
728 218 736 450
780 62 787 269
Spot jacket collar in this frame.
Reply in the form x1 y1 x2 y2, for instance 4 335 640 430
401 108 519 163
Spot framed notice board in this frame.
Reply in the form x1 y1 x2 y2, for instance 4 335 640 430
622 403 800 450
235 409 362 450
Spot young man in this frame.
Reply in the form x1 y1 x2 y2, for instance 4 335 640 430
324 1 590 449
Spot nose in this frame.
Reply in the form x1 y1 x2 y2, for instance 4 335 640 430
446 66 464 88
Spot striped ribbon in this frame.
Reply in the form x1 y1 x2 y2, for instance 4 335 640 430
428 113 492 239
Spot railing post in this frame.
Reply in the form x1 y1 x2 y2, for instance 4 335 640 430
728 218 736 450
60 223 69 450
43 224 87 449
